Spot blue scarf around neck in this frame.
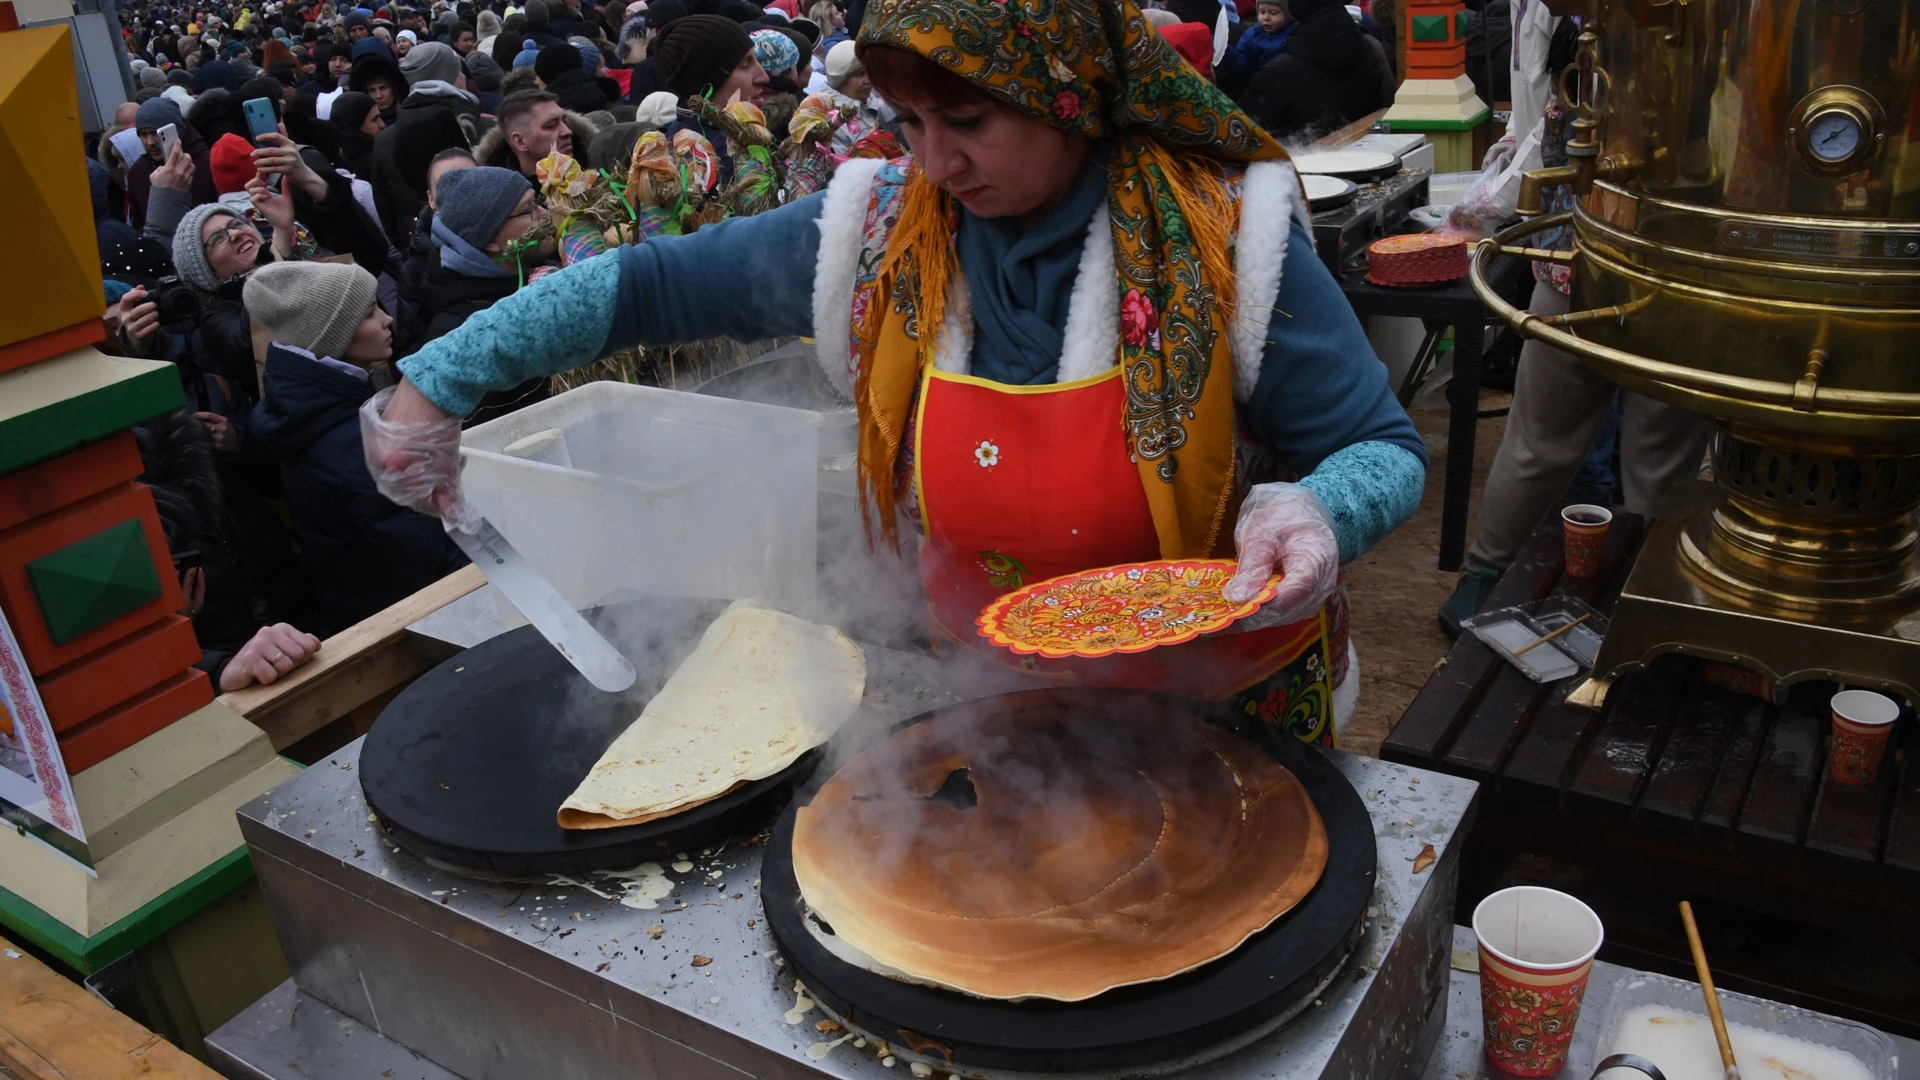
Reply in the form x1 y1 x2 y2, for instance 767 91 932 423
954 156 1108 387
431 214 514 279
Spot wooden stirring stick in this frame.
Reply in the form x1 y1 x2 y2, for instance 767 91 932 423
1679 901 1741 1080
1512 613 1593 657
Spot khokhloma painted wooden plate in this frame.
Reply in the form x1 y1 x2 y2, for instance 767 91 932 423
976 559 1280 660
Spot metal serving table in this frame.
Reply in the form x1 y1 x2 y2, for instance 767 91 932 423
209 650 1481 1080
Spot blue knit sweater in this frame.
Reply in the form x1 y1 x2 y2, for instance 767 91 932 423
398 176 1428 562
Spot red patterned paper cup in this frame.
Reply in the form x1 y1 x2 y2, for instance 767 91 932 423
1472 886 1605 1077
1830 689 1900 786
1561 504 1612 580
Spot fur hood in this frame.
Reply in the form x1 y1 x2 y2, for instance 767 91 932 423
473 109 600 174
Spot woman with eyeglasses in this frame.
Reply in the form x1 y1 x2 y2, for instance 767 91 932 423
120 89 391 403
107 134 353 655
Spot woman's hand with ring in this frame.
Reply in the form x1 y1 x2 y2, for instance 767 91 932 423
1222 482 1341 631
220 623 322 692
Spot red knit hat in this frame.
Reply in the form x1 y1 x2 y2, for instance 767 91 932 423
209 133 257 195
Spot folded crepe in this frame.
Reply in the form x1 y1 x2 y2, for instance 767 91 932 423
792 701 1328 1001
558 601 867 829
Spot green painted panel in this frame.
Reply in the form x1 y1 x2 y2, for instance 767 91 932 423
1455 10 1470 38
0 357 183 476
1410 12 1449 40
0 846 255 974
1386 108 1494 131
27 518 162 643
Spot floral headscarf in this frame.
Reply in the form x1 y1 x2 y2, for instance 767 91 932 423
851 0 1291 558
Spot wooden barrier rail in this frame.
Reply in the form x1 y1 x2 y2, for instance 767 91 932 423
218 564 486 750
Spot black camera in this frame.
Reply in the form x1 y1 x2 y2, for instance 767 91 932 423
152 275 202 322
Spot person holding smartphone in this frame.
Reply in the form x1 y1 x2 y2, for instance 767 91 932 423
126 111 388 413
127 97 217 229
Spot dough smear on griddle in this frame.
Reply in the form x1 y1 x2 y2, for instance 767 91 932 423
791 702 1328 1001
559 601 865 829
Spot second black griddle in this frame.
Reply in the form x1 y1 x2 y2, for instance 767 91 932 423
762 688 1377 1074
360 597 821 880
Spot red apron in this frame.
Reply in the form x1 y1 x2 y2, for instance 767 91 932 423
912 365 1338 743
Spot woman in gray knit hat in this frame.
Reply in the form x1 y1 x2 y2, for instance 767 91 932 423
118 130 336 411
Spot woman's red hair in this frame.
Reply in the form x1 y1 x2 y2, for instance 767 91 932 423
861 45 996 110
262 38 296 71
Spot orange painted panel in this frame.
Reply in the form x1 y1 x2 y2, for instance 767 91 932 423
57 667 213 774
37 614 201 731
0 319 105 376
0 434 143 533
0 482 182 676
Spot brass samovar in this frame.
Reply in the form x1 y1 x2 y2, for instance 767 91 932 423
1467 0 1920 706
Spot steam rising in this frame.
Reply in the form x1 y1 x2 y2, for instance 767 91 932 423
544 344 1025 790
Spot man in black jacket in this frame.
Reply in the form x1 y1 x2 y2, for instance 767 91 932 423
1236 0 1392 142
370 49 486 248
398 40 493 139
301 41 353 93
475 89 584 181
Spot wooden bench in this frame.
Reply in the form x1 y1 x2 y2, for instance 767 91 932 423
1382 512 1920 1034
0 932 221 1079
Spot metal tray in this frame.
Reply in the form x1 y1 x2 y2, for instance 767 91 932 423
1462 595 1609 683
1592 971 1897 1080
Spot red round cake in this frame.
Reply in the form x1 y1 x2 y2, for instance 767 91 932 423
1366 233 1470 287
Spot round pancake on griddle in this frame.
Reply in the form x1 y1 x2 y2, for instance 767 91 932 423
791 701 1328 1001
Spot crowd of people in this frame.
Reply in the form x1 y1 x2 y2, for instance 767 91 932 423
88 0 1402 693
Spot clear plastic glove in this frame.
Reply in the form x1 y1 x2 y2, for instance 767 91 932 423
1221 482 1341 631
1479 131 1519 174
359 381 474 529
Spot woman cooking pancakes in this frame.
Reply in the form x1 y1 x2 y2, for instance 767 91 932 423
363 0 1427 746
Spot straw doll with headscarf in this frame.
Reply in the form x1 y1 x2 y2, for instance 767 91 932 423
363 0 1427 746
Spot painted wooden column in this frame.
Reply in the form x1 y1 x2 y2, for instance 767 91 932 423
0 21 208 787
1382 0 1490 172
0 10 299 1004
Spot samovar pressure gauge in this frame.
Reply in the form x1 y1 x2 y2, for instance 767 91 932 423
1789 86 1885 174
1807 112 1862 163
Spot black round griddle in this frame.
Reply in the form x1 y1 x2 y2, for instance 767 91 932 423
360 598 822 880
762 688 1376 1074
